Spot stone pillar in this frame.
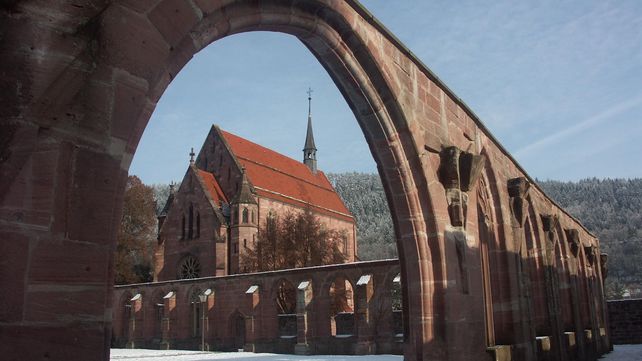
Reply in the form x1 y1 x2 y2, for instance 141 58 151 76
295 280 313 355
244 285 259 352
354 274 375 355
508 177 536 361
541 215 565 361
203 288 214 351
126 294 143 348
160 291 176 350
564 229 586 361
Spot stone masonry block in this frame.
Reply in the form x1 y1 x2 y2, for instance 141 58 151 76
99 5 169 83
67 148 124 246
148 0 202 48
28 239 110 284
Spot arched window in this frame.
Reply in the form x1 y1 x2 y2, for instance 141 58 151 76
329 276 354 336
189 289 203 338
152 291 165 339
179 256 201 279
188 204 194 239
276 279 297 337
196 212 200 238
251 210 255 224
242 208 249 223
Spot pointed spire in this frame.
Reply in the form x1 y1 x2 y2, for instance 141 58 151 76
303 87 317 173
169 181 176 195
189 147 195 165
232 167 257 205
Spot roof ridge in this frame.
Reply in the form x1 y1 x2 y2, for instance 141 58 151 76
235 154 335 192
221 130 320 174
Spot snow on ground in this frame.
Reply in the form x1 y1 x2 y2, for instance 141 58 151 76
109 349 402 361
599 344 642 361
111 344 642 361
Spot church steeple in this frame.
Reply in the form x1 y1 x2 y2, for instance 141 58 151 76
303 87 317 173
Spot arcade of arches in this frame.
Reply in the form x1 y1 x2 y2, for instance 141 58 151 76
0 1 609 360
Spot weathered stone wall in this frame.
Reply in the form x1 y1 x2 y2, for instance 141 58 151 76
608 299 642 344
113 259 401 354
0 1 610 360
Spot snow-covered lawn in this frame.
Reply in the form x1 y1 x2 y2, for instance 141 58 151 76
599 344 642 361
109 349 402 361
110 344 642 361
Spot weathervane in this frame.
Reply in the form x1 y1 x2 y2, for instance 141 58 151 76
307 87 313 116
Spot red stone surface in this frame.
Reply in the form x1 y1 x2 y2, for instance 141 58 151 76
0 1 611 360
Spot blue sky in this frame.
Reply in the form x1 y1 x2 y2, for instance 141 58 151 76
130 0 642 185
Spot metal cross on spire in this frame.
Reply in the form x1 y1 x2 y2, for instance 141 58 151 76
307 87 313 117
189 147 195 164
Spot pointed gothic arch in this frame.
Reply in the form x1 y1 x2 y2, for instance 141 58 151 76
2 1 606 359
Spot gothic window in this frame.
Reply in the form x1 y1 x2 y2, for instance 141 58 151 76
179 256 201 279
242 208 248 223
251 210 255 224
243 239 247 248
189 289 203 337
181 215 186 240
188 204 194 240
196 212 200 238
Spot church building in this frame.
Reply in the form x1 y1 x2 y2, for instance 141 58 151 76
154 94 357 281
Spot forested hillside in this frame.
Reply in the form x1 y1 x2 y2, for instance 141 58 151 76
327 173 397 260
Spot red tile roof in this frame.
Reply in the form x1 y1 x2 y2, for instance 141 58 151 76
196 169 228 205
220 130 353 221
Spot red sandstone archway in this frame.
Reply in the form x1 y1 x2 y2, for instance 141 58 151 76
0 1 610 361
0 2 441 360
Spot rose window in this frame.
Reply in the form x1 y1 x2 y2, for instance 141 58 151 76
179 256 201 279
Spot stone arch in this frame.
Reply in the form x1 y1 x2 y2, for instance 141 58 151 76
327 273 356 336
1 1 459 359
187 287 204 338
149 288 167 341
475 169 498 346
554 221 575 332
524 201 551 336
229 309 246 351
272 278 297 337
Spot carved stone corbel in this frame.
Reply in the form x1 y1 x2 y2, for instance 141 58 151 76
541 215 559 266
584 245 596 266
438 146 484 294
564 229 581 258
438 146 485 228
507 177 530 228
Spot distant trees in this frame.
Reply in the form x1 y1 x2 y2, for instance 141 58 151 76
115 176 157 284
241 209 346 272
328 172 397 261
